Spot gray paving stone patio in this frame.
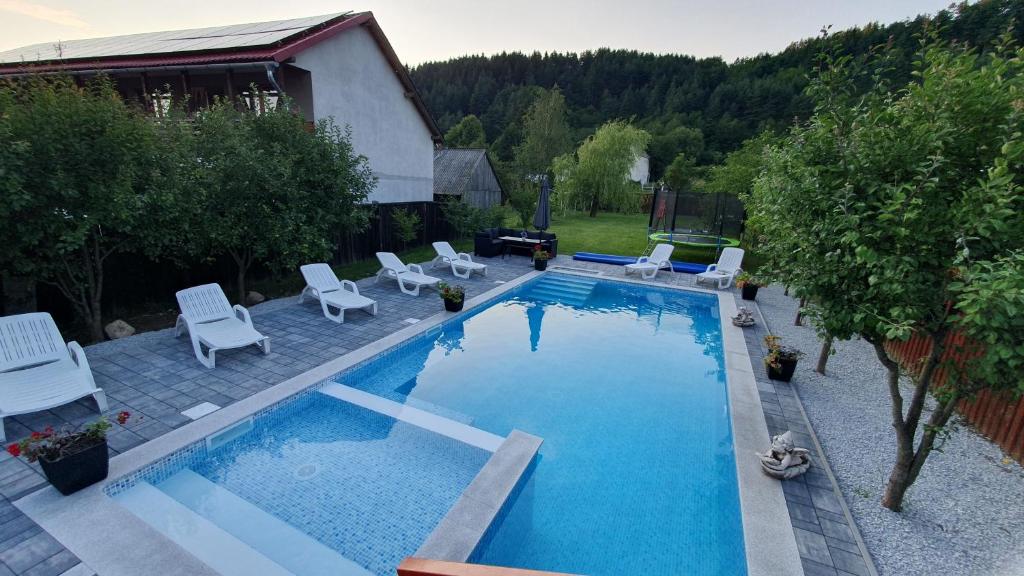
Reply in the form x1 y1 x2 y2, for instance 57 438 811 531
0 254 876 576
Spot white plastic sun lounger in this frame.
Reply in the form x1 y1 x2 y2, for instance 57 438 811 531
374 252 441 296
0 313 108 442
696 247 745 289
299 263 378 323
175 284 270 368
624 243 675 280
431 242 488 279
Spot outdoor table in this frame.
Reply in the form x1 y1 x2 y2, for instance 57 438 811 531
498 236 552 260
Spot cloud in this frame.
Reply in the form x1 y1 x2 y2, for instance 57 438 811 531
0 0 88 29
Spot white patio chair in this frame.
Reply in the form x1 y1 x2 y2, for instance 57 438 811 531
175 284 270 368
696 247 746 289
374 252 441 296
431 242 488 279
0 313 108 442
299 263 378 323
624 243 675 280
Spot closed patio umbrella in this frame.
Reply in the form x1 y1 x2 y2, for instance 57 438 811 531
533 176 551 232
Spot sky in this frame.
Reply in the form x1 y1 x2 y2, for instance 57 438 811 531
0 0 955 65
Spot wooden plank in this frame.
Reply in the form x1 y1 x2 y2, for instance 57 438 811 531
397 558 579 576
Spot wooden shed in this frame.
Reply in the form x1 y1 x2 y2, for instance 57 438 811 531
433 148 504 209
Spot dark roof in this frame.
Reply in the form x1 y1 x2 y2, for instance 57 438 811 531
433 149 504 196
0 12 442 142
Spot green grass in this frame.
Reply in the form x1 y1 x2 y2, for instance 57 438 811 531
547 211 737 265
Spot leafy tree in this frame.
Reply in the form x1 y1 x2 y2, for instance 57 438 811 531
554 121 651 217
0 76 180 341
513 88 573 177
663 153 700 192
444 114 486 148
391 208 422 250
704 131 777 196
440 196 486 239
747 33 1024 511
189 98 374 303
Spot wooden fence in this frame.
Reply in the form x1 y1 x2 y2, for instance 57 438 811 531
885 332 1024 462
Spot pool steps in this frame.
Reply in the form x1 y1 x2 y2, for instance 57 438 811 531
318 382 505 452
116 470 373 576
527 275 598 307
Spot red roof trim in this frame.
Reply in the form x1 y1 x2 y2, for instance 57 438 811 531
271 12 372 62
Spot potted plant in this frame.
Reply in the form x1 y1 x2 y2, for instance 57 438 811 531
7 411 131 495
736 272 760 301
764 335 804 382
438 282 466 312
532 245 550 271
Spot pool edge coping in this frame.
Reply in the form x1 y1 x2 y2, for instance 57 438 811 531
14 270 545 576
415 430 543 562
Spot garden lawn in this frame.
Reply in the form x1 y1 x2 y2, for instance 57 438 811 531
547 211 746 266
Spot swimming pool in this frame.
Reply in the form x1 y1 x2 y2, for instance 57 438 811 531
103 272 746 576
339 273 745 575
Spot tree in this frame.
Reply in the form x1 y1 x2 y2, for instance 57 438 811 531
444 114 486 148
189 97 374 303
554 121 651 216
391 208 422 250
513 88 573 177
747 34 1024 511
0 76 179 341
663 153 700 192
704 131 777 196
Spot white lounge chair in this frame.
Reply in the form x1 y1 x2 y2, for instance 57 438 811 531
431 242 488 279
299 263 378 323
625 243 675 280
0 313 108 442
696 247 746 289
175 284 270 368
374 252 441 296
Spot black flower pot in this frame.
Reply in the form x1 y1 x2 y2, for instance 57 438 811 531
39 438 109 495
767 358 799 382
741 284 760 301
443 298 464 312
534 259 548 271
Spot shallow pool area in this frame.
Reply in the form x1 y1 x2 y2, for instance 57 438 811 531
338 274 745 575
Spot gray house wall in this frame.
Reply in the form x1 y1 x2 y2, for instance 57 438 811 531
293 26 434 203
464 162 502 209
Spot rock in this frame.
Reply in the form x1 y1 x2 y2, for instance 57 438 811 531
246 291 266 305
104 319 135 340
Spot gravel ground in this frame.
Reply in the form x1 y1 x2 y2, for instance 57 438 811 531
754 284 1024 576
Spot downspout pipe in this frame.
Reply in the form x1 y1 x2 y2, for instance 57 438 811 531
264 62 289 110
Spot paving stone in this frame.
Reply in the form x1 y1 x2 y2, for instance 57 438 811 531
794 527 834 567
819 516 856 543
21 550 79 576
801 558 840 576
0 532 64 573
808 484 846 515
829 545 870 576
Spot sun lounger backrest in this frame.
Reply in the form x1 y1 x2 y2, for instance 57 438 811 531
176 284 234 324
0 313 67 373
648 243 674 263
376 252 408 273
717 247 745 273
301 264 342 293
433 242 458 260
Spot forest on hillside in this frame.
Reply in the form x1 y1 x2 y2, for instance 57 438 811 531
409 0 1024 180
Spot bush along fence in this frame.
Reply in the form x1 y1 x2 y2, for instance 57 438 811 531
885 333 1024 463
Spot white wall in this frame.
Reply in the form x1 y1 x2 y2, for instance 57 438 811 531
293 26 434 203
630 155 650 186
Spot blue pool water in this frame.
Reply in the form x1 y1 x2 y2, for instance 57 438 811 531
110 273 744 576
338 274 745 575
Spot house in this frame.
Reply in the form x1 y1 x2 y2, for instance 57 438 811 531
433 149 503 209
630 154 650 186
0 12 442 204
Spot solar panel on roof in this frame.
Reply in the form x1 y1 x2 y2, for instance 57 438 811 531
0 12 349 65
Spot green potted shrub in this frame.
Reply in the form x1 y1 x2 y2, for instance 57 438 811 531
438 282 466 312
736 272 760 301
764 336 804 382
532 245 551 271
7 411 131 495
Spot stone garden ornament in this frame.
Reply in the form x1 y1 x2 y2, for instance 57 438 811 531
732 306 755 327
757 431 811 479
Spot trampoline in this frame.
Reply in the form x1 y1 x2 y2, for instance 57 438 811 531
648 232 740 248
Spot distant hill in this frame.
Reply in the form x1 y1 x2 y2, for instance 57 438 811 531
410 0 1024 178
